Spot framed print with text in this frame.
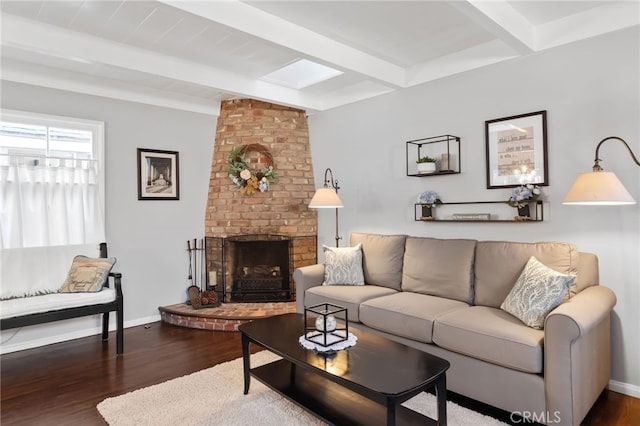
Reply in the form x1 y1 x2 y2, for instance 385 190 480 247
485 110 548 189
137 148 180 200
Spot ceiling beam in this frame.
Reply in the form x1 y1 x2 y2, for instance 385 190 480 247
158 0 406 88
536 2 640 51
451 0 536 54
0 14 326 112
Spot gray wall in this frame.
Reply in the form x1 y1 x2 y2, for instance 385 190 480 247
0 81 216 350
308 27 639 395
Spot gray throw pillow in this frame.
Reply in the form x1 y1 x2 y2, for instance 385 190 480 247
323 243 364 285
501 256 576 329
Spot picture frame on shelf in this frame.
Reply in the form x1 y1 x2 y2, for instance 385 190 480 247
137 148 180 200
485 110 548 189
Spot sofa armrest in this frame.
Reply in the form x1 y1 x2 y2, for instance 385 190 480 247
544 285 616 426
293 264 325 313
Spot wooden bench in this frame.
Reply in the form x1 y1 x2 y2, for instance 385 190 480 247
0 243 124 354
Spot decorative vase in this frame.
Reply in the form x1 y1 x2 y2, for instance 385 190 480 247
421 205 434 220
517 203 531 218
440 153 450 171
417 162 436 174
316 312 337 332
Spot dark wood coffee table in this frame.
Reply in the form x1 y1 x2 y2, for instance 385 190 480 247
239 313 449 426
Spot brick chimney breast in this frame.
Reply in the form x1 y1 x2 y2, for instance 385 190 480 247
205 99 318 284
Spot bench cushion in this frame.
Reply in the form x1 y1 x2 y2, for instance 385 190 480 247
0 288 116 320
1 244 100 300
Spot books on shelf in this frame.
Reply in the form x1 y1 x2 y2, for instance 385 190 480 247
452 213 491 221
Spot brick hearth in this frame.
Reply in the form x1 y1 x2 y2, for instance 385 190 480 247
159 302 296 332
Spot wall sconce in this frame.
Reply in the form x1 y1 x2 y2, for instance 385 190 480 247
309 168 343 247
563 136 640 205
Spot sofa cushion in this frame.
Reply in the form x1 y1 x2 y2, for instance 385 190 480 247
402 237 477 304
433 306 544 373
360 292 469 343
305 285 397 323
474 241 579 308
501 256 576 329
350 233 406 290
322 244 364 285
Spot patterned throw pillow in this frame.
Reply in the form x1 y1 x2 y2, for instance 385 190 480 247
501 256 576 329
58 256 116 293
323 243 365 285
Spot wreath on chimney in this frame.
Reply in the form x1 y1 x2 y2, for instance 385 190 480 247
227 144 278 195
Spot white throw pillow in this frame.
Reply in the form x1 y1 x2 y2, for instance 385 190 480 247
501 256 576 329
323 243 365 285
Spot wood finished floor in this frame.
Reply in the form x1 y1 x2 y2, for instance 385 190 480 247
1 322 638 425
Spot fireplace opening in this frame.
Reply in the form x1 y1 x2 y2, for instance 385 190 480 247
231 237 290 302
206 235 295 303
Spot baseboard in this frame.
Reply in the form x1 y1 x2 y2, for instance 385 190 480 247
0 314 161 354
609 379 640 398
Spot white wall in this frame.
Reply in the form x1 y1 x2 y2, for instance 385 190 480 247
0 81 216 352
308 27 640 395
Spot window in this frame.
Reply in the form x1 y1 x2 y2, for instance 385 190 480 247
0 109 106 249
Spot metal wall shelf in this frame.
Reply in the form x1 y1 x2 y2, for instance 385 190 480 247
414 200 544 222
406 135 461 177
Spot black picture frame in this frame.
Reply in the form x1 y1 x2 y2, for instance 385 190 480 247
485 110 548 189
137 148 180 200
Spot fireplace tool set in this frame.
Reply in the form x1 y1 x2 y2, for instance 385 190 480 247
186 238 219 309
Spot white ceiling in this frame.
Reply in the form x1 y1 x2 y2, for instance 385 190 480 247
1 1 638 115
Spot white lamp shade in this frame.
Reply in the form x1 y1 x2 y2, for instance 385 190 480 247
309 187 343 208
563 171 636 205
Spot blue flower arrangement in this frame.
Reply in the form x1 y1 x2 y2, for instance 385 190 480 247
507 184 541 208
417 190 443 207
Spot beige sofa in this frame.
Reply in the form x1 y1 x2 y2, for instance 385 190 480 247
294 232 616 426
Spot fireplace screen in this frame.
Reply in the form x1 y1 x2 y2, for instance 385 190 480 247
205 235 293 302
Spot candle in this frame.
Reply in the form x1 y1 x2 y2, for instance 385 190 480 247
208 271 217 286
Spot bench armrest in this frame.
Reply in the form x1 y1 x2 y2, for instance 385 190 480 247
293 264 325 313
544 285 616 426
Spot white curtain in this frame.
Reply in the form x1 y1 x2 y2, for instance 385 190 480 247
0 161 105 249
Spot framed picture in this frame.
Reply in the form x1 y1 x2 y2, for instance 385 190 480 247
137 148 180 200
485 110 548 189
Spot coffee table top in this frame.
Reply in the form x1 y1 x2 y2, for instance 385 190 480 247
239 313 449 397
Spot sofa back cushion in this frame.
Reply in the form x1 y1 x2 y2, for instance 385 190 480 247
402 237 477 303
350 233 406 290
474 241 579 308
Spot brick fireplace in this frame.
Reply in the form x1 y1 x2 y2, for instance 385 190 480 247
204 99 318 303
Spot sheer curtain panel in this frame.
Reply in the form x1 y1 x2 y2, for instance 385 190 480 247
0 160 105 249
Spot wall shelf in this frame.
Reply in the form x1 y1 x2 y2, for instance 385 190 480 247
414 200 543 222
406 135 461 177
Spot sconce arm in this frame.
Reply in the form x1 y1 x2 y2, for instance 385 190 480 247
593 136 640 171
323 168 340 192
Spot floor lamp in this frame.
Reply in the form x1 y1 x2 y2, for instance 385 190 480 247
309 168 344 247
563 136 640 205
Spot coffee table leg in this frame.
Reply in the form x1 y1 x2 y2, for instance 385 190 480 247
386 398 396 426
435 373 447 426
242 333 251 395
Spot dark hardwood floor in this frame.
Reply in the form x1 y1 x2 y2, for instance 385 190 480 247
1 322 638 425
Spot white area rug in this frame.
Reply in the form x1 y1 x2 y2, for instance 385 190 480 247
98 351 506 426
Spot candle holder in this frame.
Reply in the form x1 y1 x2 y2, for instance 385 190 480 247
304 303 348 348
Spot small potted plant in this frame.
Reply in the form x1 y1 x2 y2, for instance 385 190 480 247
507 184 541 220
417 190 442 220
416 156 437 174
